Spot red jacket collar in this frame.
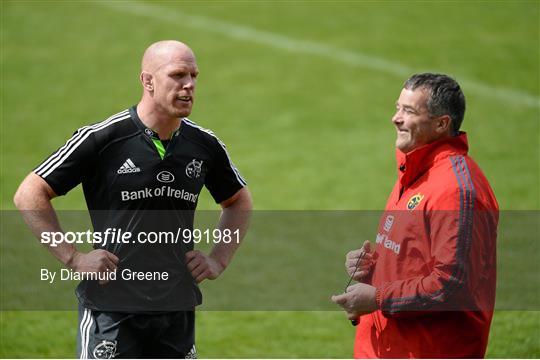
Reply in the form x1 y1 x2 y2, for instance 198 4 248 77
396 132 469 189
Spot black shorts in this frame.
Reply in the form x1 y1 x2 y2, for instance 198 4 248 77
77 305 196 359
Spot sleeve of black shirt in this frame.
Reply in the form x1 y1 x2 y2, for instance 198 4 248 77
33 127 97 196
204 137 247 204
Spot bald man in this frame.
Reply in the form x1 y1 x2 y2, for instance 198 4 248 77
14 40 253 358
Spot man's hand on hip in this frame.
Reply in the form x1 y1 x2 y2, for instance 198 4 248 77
69 249 119 284
186 250 224 283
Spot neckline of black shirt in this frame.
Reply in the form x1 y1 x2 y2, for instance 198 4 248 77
129 105 182 141
129 105 182 159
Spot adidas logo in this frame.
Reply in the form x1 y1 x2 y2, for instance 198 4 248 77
117 158 141 174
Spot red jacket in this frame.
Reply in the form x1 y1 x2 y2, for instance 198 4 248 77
355 133 499 358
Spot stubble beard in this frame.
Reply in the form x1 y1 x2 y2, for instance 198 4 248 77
156 99 192 119
396 132 412 152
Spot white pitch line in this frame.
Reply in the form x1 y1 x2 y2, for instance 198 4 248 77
99 0 539 109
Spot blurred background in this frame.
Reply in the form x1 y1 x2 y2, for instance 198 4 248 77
1 0 538 357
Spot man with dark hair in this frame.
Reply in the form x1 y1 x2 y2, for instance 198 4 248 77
332 73 498 358
403 73 466 136
14 40 253 358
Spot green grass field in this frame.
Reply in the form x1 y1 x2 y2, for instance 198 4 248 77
1 0 539 358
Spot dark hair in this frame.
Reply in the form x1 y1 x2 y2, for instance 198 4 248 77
403 73 466 135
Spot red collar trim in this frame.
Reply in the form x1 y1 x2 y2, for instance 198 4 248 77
396 132 469 188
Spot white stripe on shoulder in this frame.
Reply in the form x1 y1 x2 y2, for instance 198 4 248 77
35 109 129 175
36 110 130 178
40 113 130 179
182 118 247 186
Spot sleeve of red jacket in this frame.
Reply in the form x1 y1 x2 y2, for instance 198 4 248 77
375 176 477 317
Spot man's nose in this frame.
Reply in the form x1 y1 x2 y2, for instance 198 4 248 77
183 75 195 90
392 111 402 125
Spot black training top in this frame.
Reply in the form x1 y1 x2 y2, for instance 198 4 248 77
34 106 247 312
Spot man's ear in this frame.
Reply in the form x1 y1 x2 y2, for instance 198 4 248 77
435 115 452 135
140 72 154 92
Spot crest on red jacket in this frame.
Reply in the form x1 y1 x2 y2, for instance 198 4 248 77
407 193 424 210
